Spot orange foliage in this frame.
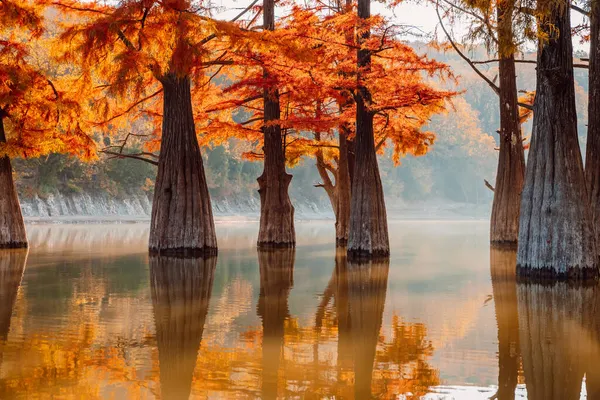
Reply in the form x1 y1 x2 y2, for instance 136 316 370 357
52 0 245 155
0 0 95 159
213 3 457 166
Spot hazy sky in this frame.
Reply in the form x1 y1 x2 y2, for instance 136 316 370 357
212 0 589 53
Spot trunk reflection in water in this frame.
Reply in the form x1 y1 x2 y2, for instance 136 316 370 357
150 255 216 400
257 248 295 400
490 246 520 400
0 249 27 370
492 245 599 400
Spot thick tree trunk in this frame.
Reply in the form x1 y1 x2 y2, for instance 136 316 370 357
257 248 295 400
517 282 591 399
347 257 389 398
516 3 598 279
490 247 519 400
586 0 600 247
149 74 217 256
150 255 216 400
0 118 27 249
490 2 526 245
257 0 295 248
347 0 390 259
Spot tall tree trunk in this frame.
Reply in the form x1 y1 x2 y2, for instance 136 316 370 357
150 255 216 400
257 248 295 400
490 247 520 400
347 0 390 259
516 2 598 279
517 282 591 399
0 118 27 249
257 0 295 248
335 130 352 246
347 257 389 398
149 74 217 256
490 2 526 245
315 130 352 246
586 0 600 247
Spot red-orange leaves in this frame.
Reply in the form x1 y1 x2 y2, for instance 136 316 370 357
0 0 96 160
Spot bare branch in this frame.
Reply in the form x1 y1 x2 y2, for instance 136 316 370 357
436 1 500 95
101 150 159 165
484 179 495 192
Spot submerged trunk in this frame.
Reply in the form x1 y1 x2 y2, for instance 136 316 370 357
517 282 592 399
150 255 216 400
490 247 520 399
347 0 389 258
0 118 27 248
491 2 526 245
257 248 295 400
149 74 216 256
586 0 600 247
516 3 598 279
347 257 389 398
257 0 295 248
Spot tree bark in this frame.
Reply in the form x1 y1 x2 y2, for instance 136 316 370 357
517 282 591 399
149 74 217 256
586 0 600 248
315 131 352 246
335 131 352 246
257 0 295 248
150 255 216 400
0 118 27 249
516 2 598 280
347 0 390 259
257 248 295 400
490 1 526 245
490 247 520 400
347 257 389 398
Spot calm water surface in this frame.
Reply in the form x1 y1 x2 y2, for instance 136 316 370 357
0 221 595 399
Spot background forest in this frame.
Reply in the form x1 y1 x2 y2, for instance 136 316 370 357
14 44 589 219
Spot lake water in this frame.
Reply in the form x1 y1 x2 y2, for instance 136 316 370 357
0 221 595 399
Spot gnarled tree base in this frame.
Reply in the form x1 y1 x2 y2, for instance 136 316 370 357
149 74 217 255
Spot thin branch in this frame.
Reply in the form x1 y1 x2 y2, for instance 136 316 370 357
473 58 589 69
101 150 159 165
436 1 500 95
484 179 495 192
99 89 163 124
571 4 590 16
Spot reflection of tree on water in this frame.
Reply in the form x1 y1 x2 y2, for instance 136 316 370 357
347 256 390 399
489 247 520 400
0 249 27 367
517 280 595 400
150 255 216 400
316 249 438 399
257 248 295 400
